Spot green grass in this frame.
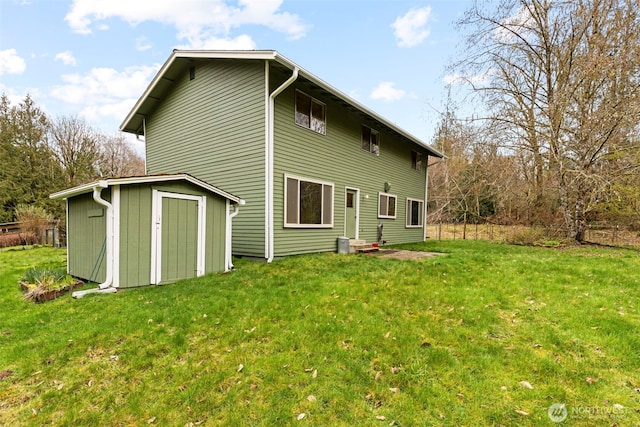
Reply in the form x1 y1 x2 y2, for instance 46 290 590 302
1 242 639 426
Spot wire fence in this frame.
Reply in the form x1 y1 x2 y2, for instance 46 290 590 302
426 222 640 247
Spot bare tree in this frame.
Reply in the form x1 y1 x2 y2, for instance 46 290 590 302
453 0 640 240
49 115 102 186
98 134 145 177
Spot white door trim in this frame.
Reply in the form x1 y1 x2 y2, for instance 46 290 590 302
150 190 206 285
344 187 360 240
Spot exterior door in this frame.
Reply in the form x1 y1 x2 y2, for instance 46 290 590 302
151 191 205 285
345 188 358 239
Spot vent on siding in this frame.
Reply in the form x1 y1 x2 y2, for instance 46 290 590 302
189 66 195 81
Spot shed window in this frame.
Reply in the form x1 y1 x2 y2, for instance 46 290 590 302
406 198 424 227
295 90 326 134
362 125 380 155
378 193 397 219
285 174 333 227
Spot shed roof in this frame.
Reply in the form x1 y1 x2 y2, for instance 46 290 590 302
50 173 242 203
120 49 443 158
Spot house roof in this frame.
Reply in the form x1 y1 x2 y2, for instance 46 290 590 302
50 173 242 204
120 50 443 158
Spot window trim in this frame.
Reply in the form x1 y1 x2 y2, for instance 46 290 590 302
362 125 380 156
378 192 397 219
406 197 424 228
284 173 334 228
295 90 326 135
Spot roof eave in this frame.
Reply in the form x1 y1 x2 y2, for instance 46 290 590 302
120 50 444 158
49 174 241 204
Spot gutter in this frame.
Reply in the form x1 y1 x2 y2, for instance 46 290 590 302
72 182 117 298
225 199 245 271
265 63 299 263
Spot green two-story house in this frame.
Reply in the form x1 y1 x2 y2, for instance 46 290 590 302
120 50 443 261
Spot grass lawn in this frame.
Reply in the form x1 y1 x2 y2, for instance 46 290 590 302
0 241 639 426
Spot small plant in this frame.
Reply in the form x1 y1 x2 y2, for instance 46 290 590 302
20 267 80 302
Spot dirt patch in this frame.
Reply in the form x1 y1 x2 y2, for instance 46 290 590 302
375 249 446 260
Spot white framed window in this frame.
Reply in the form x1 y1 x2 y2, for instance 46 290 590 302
411 151 423 171
362 125 380 156
285 174 334 227
295 90 326 134
406 198 424 227
378 192 397 219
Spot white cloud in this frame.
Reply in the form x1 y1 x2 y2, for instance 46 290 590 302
493 7 534 42
135 37 152 52
0 49 27 75
370 82 406 101
55 51 77 66
175 34 256 50
65 0 309 48
50 64 158 122
391 6 432 48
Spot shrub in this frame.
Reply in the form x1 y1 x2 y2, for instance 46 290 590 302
506 227 548 246
0 232 38 248
14 205 53 244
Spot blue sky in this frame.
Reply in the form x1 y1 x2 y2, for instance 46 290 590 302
0 0 472 153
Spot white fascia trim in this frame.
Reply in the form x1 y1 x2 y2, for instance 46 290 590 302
50 180 108 200
52 174 241 204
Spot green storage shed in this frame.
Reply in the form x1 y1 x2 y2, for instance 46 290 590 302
50 174 244 298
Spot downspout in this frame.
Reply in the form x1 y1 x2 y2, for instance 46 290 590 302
423 158 429 242
225 199 245 271
72 182 117 298
266 63 299 263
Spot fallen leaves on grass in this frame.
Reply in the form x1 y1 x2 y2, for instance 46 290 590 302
0 370 13 380
297 413 306 420
307 395 316 402
515 409 529 416
519 381 533 389
586 377 597 384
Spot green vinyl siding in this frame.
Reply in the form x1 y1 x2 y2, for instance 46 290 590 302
67 191 109 282
117 181 228 288
145 59 266 257
273 79 428 256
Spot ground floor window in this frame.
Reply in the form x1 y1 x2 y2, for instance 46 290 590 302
406 198 424 227
378 193 397 219
285 174 333 227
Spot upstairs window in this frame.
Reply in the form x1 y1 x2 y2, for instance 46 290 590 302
295 90 326 134
406 198 424 227
285 174 333 227
362 125 380 156
411 151 423 171
378 193 397 219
